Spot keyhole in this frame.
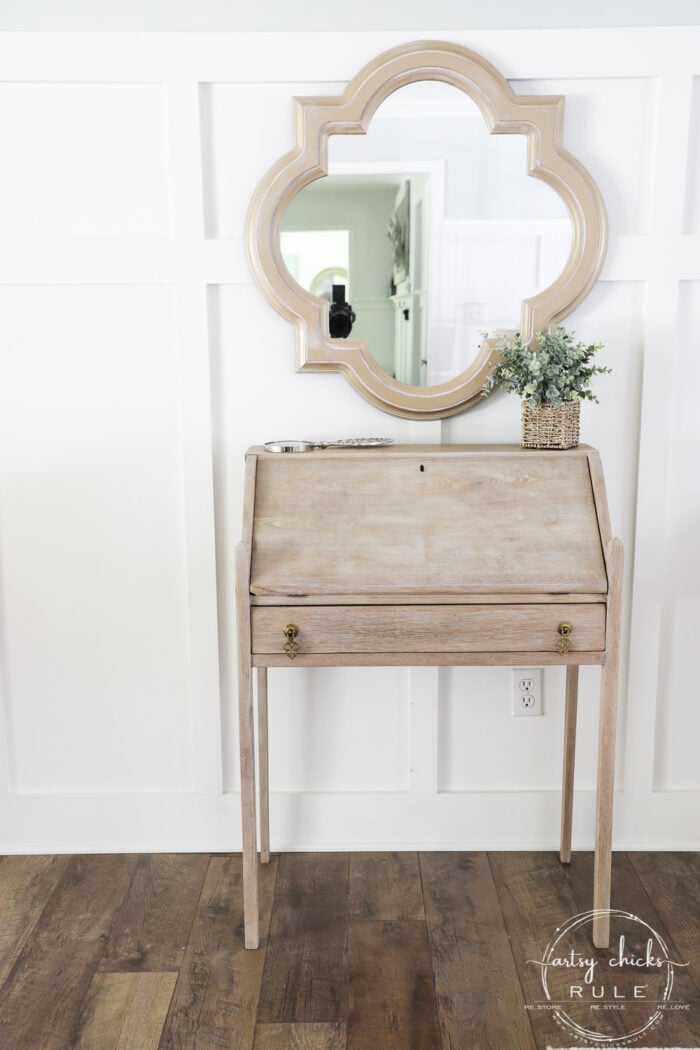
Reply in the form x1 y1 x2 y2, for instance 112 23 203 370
419 464 425 472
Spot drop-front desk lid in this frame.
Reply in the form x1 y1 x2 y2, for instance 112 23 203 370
247 445 609 599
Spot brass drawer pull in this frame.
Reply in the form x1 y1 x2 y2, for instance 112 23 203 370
556 621 573 654
283 623 300 659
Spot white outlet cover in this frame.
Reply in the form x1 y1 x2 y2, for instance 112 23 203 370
513 667 544 716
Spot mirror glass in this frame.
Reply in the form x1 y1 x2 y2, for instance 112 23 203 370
280 81 572 386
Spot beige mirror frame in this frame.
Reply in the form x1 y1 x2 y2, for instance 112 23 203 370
246 39 608 420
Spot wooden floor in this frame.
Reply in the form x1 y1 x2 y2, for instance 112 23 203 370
0 851 697 1049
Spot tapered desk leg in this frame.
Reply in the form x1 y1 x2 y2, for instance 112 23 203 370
239 657 259 949
560 665 579 864
236 542 259 950
257 667 270 864
592 659 619 948
592 538 623 949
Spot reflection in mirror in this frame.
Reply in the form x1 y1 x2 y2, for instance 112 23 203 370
281 229 350 301
280 81 571 387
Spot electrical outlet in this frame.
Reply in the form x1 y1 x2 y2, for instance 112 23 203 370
513 668 544 716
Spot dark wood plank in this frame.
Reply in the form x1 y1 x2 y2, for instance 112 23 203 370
0 855 71 985
565 850 700 1048
488 850 621 1048
257 853 348 1024
420 852 536 1050
254 1023 347 1049
99 853 209 972
349 852 424 921
73 971 177 1049
347 920 440 1050
0 854 138 1050
630 852 700 986
158 853 278 1050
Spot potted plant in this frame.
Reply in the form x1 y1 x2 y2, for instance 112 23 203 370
481 325 611 449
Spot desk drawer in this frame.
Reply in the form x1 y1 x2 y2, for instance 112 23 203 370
251 604 605 656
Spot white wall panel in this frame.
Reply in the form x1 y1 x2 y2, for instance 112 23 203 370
655 599 700 791
268 667 409 791
0 285 192 792
685 78 700 233
0 83 172 237
654 280 700 790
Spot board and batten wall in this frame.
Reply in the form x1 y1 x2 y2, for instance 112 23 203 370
0 28 698 852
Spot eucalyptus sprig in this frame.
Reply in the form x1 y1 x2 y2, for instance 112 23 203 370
481 325 611 408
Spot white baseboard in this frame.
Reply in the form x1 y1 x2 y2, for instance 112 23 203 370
0 789 697 854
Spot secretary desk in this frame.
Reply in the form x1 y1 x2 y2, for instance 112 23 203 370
236 443 623 949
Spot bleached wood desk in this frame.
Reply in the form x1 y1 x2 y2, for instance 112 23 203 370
236 444 622 949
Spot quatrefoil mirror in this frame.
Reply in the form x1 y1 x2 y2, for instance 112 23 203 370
246 40 607 419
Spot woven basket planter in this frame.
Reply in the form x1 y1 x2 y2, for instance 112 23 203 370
521 400 580 449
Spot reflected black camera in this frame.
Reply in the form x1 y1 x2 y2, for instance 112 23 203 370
329 284 356 339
